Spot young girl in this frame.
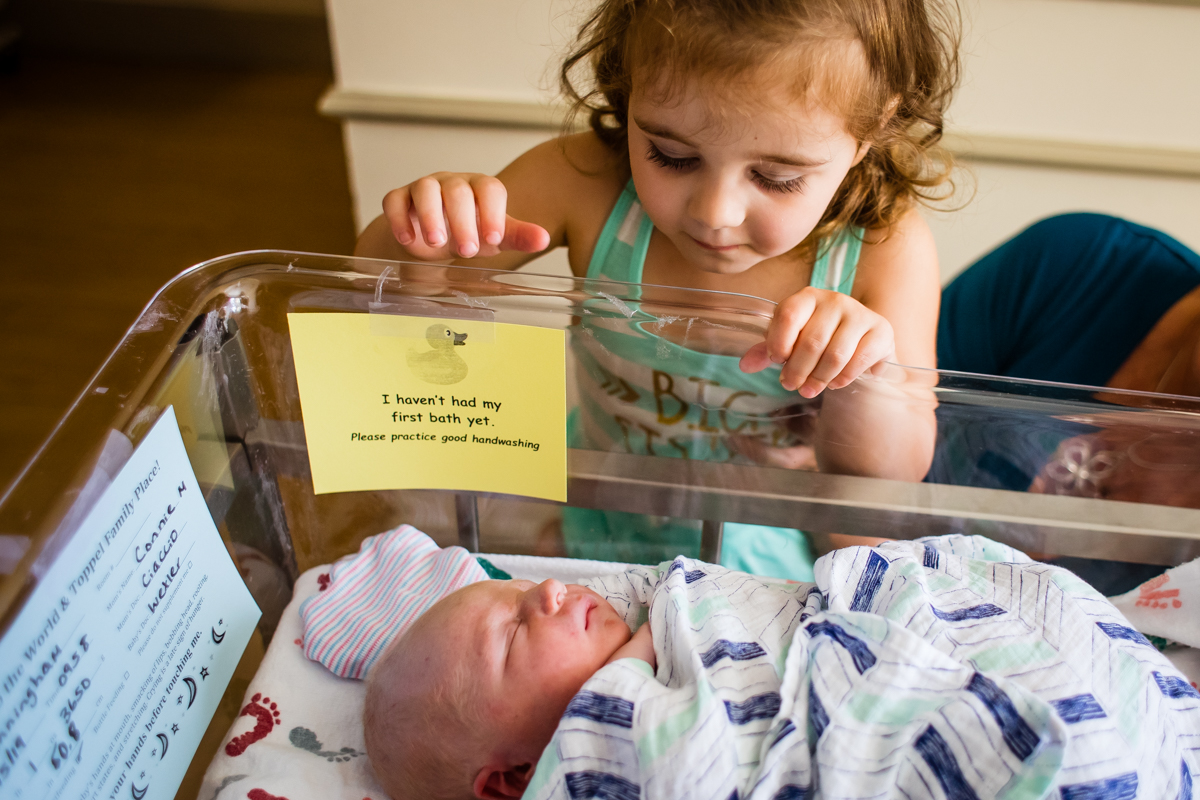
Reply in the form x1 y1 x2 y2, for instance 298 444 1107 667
356 0 960 577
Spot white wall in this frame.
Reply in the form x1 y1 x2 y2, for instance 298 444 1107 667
952 0 1199 150
927 163 1200 284
325 0 1200 283
343 120 573 276
933 0 1200 277
325 0 579 277
328 0 581 99
91 0 326 15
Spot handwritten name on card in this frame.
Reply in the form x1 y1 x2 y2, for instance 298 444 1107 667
0 407 260 800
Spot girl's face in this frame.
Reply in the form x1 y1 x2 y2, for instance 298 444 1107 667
628 71 869 275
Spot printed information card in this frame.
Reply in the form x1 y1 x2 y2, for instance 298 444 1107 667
0 407 260 800
288 312 567 501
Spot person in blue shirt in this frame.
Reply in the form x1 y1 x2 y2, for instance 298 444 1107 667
933 213 1200 593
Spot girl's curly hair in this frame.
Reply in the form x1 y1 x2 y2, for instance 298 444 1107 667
560 0 961 253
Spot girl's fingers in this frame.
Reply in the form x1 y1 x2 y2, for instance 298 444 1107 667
827 326 895 390
800 319 872 396
769 288 898 397
779 304 841 394
765 289 818 366
738 341 773 374
470 176 509 250
500 216 551 253
381 187 415 246
383 173 539 259
441 177 481 257
408 177 450 249
397 211 452 261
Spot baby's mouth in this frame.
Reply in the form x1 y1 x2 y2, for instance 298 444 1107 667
583 598 595 631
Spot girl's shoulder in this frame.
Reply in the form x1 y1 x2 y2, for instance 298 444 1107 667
853 208 939 293
852 207 940 369
505 130 622 178
500 132 629 276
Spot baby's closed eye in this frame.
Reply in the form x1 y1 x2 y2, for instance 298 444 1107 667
504 615 522 668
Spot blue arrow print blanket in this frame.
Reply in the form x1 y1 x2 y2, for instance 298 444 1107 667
524 535 1199 800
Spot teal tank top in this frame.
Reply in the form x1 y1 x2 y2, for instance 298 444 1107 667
562 180 864 580
590 179 862 293
572 179 863 462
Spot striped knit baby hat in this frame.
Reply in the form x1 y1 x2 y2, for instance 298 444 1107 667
298 525 488 679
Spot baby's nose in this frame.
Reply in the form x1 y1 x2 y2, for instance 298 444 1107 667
531 579 566 615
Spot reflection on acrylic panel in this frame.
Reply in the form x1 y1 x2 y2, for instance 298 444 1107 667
569 286 1200 512
6 251 1200 603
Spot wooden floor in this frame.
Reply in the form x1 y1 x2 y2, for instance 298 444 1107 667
0 54 357 492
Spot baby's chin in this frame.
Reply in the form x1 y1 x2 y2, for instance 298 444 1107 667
592 599 635 653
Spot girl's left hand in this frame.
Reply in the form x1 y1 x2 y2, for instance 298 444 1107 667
740 287 895 398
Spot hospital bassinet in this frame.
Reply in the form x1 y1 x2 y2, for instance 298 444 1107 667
4 251 1200 799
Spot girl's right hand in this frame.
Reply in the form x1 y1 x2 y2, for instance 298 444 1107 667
382 172 551 261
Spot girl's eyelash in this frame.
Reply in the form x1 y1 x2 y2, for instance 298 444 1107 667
646 141 805 194
645 141 695 171
752 172 806 194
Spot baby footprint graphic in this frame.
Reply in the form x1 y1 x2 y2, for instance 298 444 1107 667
224 694 281 756
247 790 289 800
289 726 365 762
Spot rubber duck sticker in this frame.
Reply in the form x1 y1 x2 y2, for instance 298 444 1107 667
407 323 468 385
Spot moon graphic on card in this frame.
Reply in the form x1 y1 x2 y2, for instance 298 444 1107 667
156 733 169 758
183 676 198 708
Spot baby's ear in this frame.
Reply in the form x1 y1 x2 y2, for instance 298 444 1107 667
473 762 533 799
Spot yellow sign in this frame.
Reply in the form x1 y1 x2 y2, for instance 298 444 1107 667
288 312 567 500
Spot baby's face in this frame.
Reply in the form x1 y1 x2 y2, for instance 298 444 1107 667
438 579 631 755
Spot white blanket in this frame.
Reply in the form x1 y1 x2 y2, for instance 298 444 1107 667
527 536 1200 800
199 567 387 800
1111 556 1200 652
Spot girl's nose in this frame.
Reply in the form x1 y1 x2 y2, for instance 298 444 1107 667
526 579 566 615
688 174 745 231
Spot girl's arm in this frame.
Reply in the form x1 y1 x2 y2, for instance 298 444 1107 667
354 134 623 277
813 208 940 480
740 208 940 480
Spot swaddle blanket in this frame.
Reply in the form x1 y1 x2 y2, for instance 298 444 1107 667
527 535 1200 800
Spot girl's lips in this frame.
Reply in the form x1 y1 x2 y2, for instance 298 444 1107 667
691 236 740 252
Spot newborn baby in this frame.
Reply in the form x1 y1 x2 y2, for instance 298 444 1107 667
363 578 654 800
366 538 1200 800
